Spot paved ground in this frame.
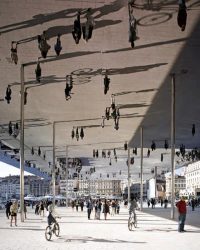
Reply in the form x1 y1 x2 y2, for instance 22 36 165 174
0 204 199 250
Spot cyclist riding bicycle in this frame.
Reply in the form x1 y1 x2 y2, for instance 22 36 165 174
129 197 138 216
47 201 58 226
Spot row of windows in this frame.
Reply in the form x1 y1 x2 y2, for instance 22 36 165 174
186 171 200 176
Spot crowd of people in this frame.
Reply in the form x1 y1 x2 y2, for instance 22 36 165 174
70 198 121 220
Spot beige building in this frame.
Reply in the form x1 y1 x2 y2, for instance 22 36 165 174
59 179 121 198
96 180 121 197
165 174 186 198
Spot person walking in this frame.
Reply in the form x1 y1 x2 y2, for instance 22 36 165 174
24 202 27 219
191 198 195 211
5 200 12 219
86 198 93 220
10 200 18 227
176 196 187 232
103 199 110 220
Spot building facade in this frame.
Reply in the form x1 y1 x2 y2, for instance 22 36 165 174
185 161 200 197
165 175 186 199
0 175 50 199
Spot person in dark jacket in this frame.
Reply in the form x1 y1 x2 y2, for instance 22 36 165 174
5 200 12 219
103 199 110 220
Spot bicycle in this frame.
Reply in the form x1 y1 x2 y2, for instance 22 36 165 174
45 216 60 241
128 211 137 231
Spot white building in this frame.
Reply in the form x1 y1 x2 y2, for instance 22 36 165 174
185 161 200 197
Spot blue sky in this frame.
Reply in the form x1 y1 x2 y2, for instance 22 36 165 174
0 162 33 177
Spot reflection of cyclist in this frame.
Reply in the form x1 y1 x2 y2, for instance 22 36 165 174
47 202 58 226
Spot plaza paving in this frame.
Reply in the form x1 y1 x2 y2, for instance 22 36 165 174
0 204 199 250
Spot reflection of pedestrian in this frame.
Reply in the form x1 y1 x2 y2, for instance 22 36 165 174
38 31 51 58
129 8 137 48
35 61 41 82
104 71 110 95
176 196 187 232
82 9 95 42
5 85 12 104
72 11 82 44
65 83 72 100
54 34 62 56
11 41 18 64
177 0 187 31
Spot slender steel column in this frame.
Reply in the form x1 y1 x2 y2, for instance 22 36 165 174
171 74 176 219
52 122 56 207
140 126 144 211
20 64 25 222
127 147 131 203
66 146 69 207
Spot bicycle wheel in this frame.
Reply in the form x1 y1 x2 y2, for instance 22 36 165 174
128 218 133 231
45 226 52 241
54 222 60 237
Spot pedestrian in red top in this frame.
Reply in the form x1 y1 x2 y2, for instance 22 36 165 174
176 196 187 232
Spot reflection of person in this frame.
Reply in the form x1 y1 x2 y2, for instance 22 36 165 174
54 34 62 56
176 197 187 232
10 200 18 227
129 8 137 48
72 11 82 44
177 0 187 31
11 41 18 64
82 9 95 42
38 31 51 58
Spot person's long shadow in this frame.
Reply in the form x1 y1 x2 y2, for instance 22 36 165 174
17 19 122 45
105 37 187 54
0 0 124 34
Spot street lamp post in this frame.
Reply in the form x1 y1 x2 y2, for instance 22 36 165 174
140 126 144 211
52 121 56 208
171 73 176 219
20 64 25 222
65 145 69 207
127 147 131 203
